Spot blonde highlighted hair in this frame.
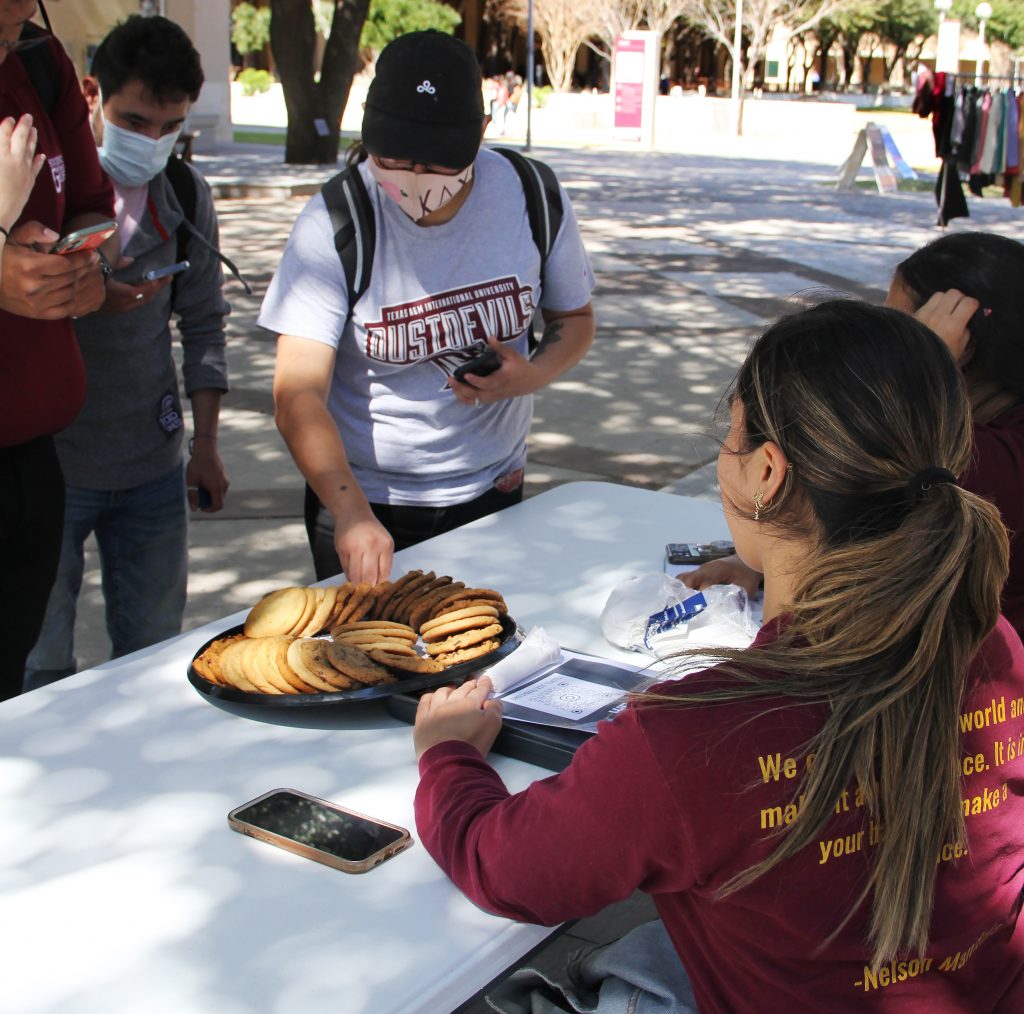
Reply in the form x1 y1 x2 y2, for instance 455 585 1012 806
650 300 1008 966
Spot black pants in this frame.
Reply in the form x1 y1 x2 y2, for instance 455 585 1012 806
0 435 65 701
303 481 524 582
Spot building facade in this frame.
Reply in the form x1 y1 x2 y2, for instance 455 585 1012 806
45 0 232 146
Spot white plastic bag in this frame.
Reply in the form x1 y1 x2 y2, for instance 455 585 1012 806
600 573 759 658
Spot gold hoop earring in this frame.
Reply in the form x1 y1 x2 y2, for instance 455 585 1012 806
753 489 765 521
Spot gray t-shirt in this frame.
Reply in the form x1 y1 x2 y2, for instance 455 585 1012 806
258 147 594 506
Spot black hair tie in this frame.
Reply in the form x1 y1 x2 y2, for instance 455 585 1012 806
905 467 957 504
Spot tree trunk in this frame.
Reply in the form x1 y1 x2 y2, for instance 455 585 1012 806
840 40 857 91
270 0 370 165
542 39 577 92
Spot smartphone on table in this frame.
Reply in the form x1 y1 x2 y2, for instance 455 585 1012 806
50 220 118 255
143 260 190 282
228 788 413 874
665 540 735 566
453 345 501 384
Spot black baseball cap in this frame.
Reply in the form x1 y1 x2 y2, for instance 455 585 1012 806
362 30 484 169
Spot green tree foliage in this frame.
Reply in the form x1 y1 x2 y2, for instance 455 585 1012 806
359 0 461 54
816 3 876 88
238 68 274 94
952 0 1024 49
232 2 272 59
864 0 936 76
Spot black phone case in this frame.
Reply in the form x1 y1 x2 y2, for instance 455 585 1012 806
453 348 501 382
666 543 734 565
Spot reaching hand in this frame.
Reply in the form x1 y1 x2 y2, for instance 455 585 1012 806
914 289 979 367
334 512 394 585
0 115 45 234
414 677 503 759
679 554 762 598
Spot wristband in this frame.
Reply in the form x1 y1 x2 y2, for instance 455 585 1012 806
97 249 113 285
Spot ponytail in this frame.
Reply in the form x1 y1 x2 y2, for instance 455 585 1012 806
644 301 1009 965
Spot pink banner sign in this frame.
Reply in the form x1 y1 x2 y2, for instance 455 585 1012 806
613 37 646 132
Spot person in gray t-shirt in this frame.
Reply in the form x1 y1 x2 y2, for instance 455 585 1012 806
260 31 595 584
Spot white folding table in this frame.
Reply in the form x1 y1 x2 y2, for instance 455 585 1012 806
0 482 728 1014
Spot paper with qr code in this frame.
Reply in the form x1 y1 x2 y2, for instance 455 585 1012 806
501 673 624 720
496 654 658 733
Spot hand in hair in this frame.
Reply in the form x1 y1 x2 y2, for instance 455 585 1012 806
914 289 979 367
680 554 762 598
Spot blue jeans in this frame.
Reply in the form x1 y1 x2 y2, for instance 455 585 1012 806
486 920 697 1014
23 465 188 690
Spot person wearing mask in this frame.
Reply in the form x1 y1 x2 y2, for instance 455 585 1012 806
413 301 1023 1012
0 0 116 701
23 15 230 690
260 30 595 585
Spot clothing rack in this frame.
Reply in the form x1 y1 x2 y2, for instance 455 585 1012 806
927 71 1023 227
946 72 1022 87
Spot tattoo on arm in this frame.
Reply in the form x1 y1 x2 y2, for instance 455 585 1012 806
533 319 565 359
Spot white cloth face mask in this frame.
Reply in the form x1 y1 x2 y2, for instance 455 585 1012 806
98 114 181 187
367 160 474 221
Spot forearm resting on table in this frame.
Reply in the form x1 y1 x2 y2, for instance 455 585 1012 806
528 303 594 386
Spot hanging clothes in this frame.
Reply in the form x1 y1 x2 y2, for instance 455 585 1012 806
914 75 1022 224
1010 92 1024 208
1003 88 1019 174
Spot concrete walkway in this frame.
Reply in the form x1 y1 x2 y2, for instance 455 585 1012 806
63 137 1022 1011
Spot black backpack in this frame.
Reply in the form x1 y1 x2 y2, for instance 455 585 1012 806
321 147 565 350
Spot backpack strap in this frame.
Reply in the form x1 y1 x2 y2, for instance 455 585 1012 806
163 155 197 266
162 155 198 307
162 154 251 301
493 147 564 276
321 165 376 316
493 147 565 353
16 23 59 116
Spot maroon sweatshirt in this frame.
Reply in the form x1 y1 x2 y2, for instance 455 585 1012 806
966 406 1024 640
0 37 114 448
417 619 1024 1012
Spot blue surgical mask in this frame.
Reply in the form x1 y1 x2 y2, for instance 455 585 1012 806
98 113 181 187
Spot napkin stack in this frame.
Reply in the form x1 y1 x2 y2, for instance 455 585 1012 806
480 627 561 696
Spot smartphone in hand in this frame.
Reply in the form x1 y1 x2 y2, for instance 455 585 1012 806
50 220 118 255
228 788 413 874
453 345 501 384
143 259 189 282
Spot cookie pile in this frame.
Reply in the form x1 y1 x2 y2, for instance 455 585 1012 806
192 569 510 696
194 631 397 694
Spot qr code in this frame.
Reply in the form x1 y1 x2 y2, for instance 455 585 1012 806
503 674 622 720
